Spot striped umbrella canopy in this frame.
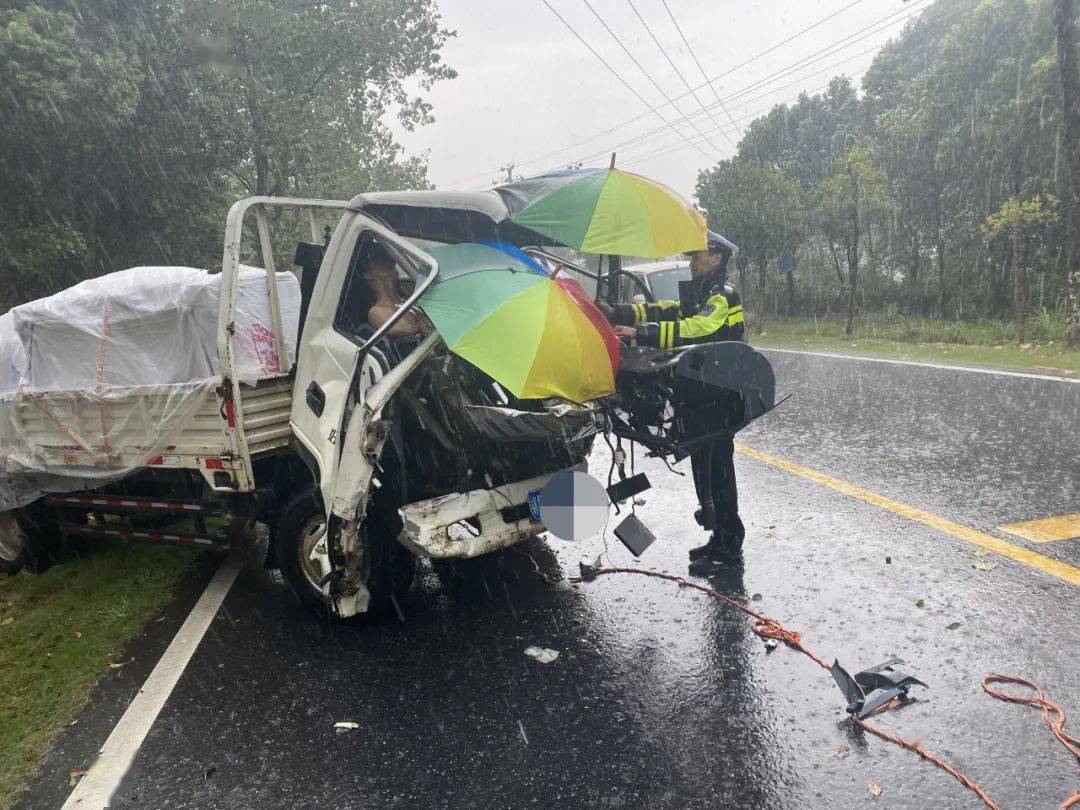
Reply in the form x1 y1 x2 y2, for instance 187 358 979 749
495 168 707 258
420 242 620 402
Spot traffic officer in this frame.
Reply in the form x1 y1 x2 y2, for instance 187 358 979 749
606 232 747 576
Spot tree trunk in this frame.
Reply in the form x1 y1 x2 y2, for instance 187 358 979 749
846 170 861 337
756 253 768 329
1014 235 1028 344
909 230 920 313
1053 0 1080 346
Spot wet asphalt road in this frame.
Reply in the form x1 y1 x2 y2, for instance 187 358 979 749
18 351 1080 809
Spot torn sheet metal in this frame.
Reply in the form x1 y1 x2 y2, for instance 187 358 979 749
462 400 603 444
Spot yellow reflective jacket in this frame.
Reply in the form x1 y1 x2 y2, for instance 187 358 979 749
613 273 745 349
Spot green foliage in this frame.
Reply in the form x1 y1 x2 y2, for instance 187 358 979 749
0 542 195 806
694 159 805 270
0 0 455 303
695 0 1080 330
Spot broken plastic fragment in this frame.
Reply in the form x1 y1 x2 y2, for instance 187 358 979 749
579 555 602 578
334 721 360 733
524 646 559 664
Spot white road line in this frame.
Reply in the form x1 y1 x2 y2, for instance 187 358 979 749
63 556 241 809
760 347 1080 383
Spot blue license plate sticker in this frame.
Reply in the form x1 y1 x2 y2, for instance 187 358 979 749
527 488 542 521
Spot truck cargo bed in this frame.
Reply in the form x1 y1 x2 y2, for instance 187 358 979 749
0 375 292 493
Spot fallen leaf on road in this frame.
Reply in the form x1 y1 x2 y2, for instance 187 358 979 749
946 621 961 630
836 745 850 759
203 763 217 779
107 661 129 670
868 780 883 797
553 579 574 594
334 721 360 734
971 561 998 572
976 547 989 557
915 598 925 608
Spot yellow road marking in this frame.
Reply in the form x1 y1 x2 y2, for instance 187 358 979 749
998 514 1080 543
734 443 1080 587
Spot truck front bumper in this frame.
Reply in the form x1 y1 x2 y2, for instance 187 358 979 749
396 465 583 559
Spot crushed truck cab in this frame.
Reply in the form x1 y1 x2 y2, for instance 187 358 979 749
0 190 772 621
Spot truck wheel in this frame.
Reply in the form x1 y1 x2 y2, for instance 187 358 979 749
0 504 64 575
273 488 415 619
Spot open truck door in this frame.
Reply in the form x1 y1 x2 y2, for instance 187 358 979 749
288 209 441 617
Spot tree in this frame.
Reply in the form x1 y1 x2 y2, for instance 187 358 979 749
694 160 804 318
817 146 888 336
181 0 455 199
984 194 1062 343
0 0 455 304
1053 0 1080 346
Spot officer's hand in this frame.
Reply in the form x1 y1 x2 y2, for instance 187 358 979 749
596 300 615 318
612 325 636 343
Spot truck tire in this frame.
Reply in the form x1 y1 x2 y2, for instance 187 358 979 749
0 504 64 575
273 488 414 619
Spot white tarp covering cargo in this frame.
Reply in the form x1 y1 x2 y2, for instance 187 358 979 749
9 265 301 390
0 265 301 509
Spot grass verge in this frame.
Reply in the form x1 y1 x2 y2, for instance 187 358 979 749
0 541 195 807
753 316 1080 373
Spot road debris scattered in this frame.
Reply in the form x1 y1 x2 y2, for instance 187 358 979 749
524 646 559 664
334 722 360 734
868 779 883 797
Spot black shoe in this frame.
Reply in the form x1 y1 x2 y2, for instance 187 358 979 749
688 542 712 561
688 553 743 577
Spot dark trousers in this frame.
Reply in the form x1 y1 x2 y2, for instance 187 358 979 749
677 385 746 553
690 436 745 551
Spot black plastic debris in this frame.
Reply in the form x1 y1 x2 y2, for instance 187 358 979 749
613 513 656 557
606 472 651 504
830 657 928 719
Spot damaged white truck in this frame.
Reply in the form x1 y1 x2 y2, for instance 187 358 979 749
0 191 774 619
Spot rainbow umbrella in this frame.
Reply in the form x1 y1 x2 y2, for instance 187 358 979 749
420 243 620 402
495 168 707 258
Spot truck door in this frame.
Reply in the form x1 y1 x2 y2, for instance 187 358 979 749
289 213 439 513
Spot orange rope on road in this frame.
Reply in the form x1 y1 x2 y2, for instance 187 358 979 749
555 564 1078 808
982 675 1080 810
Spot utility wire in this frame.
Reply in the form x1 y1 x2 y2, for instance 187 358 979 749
620 5 964 170
623 0 737 150
661 0 743 140
566 0 931 169
578 0 722 158
538 0 716 162
451 0 876 186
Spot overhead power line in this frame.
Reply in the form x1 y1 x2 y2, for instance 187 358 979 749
619 5 968 170
661 0 743 139
624 0 737 150
450 0 875 186
538 0 716 162
578 0 722 158
562 0 932 169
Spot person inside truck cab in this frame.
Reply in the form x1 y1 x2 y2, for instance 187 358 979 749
351 240 433 338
